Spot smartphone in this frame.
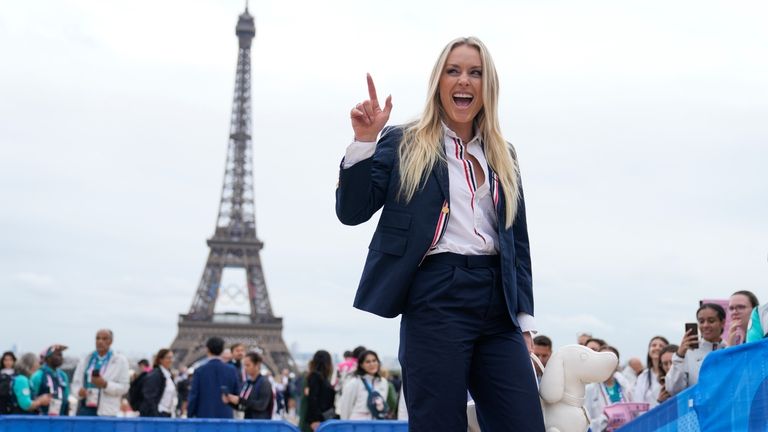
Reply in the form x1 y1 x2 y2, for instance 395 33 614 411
685 323 699 349
220 385 229 396
91 369 101 378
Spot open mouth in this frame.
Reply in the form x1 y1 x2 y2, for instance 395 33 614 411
453 93 473 108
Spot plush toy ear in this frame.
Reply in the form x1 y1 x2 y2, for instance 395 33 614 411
539 351 564 403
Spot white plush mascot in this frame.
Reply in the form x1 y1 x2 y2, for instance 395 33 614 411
467 344 617 432
539 344 618 432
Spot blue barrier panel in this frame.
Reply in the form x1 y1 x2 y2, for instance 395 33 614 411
692 338 768 431
0 415 301 432
315 420 408 432
620 338 768 431
619 386 699 432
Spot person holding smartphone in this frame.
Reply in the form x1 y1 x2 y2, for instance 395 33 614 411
655 344 678 404
665 303 727 396
71 329 130 416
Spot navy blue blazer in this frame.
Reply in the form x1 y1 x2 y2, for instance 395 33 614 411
336 126 533 326
187 358 240 419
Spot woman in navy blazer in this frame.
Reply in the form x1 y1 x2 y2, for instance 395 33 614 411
336 37 544 431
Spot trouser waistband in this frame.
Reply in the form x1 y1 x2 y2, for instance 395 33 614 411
422 252 500 268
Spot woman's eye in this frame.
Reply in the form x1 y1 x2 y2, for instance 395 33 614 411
446 68 459 75
471 70 482 77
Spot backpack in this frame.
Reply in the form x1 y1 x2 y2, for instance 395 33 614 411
128 371 148 411
361 377 389 420
0 374 20 414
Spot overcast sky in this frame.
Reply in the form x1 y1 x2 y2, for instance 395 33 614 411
1 0 766 366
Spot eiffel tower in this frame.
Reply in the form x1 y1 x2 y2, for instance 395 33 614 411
170 5 293 373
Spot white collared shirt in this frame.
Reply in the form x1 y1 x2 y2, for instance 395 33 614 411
158 366 176 415
343 126 535 333
429 126 497 256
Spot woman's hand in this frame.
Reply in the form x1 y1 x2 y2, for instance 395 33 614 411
677 329 698 358
727 319 744 346
223 394 239 404
310 421 321 431
34 394 52 408
657 385 672 403
350 74 393 142
523 331 533 354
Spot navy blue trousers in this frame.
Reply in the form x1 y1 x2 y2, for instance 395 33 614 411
399 254 545 431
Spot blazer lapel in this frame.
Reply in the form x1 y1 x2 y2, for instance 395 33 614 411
487 163 501 210
433 157 449 201
432 136 450 200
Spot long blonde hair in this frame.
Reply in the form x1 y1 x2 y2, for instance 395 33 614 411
398 37 520 228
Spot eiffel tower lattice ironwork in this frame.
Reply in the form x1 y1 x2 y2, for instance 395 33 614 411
170 6 293 373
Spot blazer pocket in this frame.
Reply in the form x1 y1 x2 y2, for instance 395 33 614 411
379 210 411 231
369 231 407 256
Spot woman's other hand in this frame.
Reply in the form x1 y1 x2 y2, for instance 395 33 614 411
350 74 393 142
727 319 744 346
523 331 533 353
677 329 697 358
34 394 52 407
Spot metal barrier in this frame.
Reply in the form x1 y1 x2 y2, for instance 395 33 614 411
0 415 301 432
316 420 408 432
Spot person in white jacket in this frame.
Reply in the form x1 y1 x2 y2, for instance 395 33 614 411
666 303 727 396
584 346 634 432
632 335 669 409
338 350 390 420
71 329 130 416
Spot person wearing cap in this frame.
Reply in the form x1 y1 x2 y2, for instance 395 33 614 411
30 344 70 416
71 329 130 416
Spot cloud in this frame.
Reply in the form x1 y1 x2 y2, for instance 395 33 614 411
13 272 55 287
540 313 612 334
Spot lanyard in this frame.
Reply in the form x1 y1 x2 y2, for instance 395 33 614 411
85 350 112 385
240 376 261 400
44 367 64 399
601 380 624 405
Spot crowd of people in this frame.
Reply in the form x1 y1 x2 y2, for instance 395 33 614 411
0 331 404 432
531 289 764 431
1 289 765 431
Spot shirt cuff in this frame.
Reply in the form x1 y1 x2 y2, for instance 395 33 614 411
517 313 536 334
342 140 377 168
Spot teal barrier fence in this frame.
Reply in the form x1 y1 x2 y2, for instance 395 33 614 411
0 416 300 431
621 338 768 431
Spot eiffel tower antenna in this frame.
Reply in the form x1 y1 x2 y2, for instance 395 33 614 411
170 6 292 373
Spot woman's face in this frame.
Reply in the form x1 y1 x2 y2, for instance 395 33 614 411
729 294 752 325
660 351 674 374
361 354 380 376
2 355 14 369
648 338 667 360
438 44 484 136
29 358 40 376
243 357 261 379
159 352 174 370
698 308 724 342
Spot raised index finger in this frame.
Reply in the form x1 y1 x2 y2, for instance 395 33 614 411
367 73 380 108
